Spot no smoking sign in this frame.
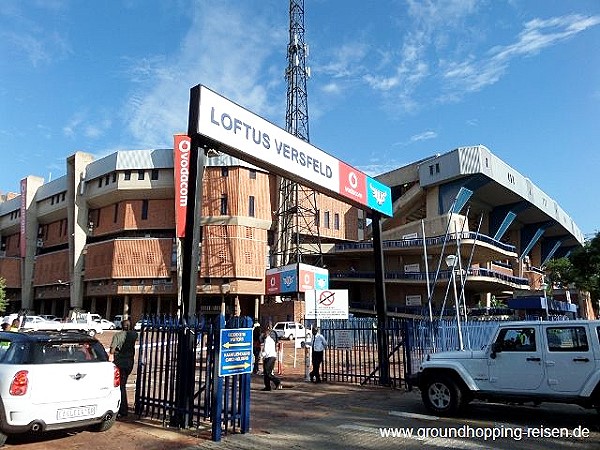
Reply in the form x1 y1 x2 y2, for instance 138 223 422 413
305 290 349 319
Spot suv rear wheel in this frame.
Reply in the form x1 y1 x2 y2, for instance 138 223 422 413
421 374 464 416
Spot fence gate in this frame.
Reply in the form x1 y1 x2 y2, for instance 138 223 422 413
320 317 410 388
133 314 252 441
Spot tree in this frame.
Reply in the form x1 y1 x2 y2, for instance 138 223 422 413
544 257 575 288
567 232 600 307
0 277 7 315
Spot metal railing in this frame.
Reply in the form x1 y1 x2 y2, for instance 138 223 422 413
133 314 252 440
320 317 409 389
335 231 517 253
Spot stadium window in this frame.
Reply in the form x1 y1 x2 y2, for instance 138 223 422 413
249 168 257 179
151 169 159 180
112 172 117 183
324 211 330 229
138 170 145 180
220 194 228 215
222 167 229 177
314 210 320 227
141 199 149 220
113 204 119 223
124 170 131 180
248 195 255 217
105 174 110 185
98 178 103 188
334 213 340 230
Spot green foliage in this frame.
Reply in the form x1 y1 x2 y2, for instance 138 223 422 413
544 257 574 288
0 277 7 314
567 232 600 303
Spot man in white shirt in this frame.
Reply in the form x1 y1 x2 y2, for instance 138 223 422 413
261 325 281 391
310 327 327 383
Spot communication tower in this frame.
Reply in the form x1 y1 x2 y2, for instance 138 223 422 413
271 0 323 269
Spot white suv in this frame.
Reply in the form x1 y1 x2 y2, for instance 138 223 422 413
414 320 600 415
272 322 310 340
0 331 121 445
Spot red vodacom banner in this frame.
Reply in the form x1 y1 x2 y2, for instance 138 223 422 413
338 161 366 204
174 134 191 238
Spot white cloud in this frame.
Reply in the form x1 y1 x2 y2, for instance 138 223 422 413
122 1 287 148
443 14 600 95
411 130 437 142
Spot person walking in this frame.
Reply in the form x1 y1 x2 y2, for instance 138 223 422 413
310 327 327 383
252 321 262 374
110 318 138 418
261 325 281 391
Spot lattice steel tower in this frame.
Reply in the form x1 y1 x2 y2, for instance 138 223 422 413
272 0 323 268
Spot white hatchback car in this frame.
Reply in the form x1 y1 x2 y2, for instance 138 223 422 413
0 331 121 445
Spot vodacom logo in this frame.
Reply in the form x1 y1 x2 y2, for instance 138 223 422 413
348 171 358 189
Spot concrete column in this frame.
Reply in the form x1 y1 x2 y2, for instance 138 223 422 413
66 152 95 311
20 176 44 310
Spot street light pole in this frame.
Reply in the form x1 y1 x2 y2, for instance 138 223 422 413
446 254 464 351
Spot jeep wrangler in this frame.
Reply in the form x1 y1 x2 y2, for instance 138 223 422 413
415 320 600 415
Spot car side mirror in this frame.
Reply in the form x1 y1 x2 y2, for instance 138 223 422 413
490 342 502 359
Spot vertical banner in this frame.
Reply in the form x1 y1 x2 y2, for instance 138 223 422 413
174 134 191 238
19 178 27 258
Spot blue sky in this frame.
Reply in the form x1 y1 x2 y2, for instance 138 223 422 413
1 0 599 236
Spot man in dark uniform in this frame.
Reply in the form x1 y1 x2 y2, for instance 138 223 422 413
110 319 138 418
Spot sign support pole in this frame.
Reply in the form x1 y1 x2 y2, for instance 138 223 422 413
372 213 390 386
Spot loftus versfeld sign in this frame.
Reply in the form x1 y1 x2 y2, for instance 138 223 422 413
193 85 392 217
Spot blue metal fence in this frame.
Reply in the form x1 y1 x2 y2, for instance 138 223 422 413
320 317 409 389
133 314 252 441
405 319 501 374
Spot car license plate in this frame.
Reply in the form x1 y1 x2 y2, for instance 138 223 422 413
57 405 97 420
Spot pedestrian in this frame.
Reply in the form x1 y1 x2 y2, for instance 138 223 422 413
110 318 138 418
1 322 9 331
261 325 281 391
252 321 262 374
310 327 327 383
9 318 20 331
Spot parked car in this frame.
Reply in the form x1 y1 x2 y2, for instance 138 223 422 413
19 316 62 331
40 314 57 322
95 319 116 330
272 322 310 340
414 320 600 416
0 331 120 445
134 319 152 331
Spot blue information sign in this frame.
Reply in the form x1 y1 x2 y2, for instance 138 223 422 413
219 328 253 377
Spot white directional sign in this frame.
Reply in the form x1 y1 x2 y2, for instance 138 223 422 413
305 289 349 319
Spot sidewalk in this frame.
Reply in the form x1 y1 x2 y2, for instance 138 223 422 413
122 372 409 450
99 332 411 450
